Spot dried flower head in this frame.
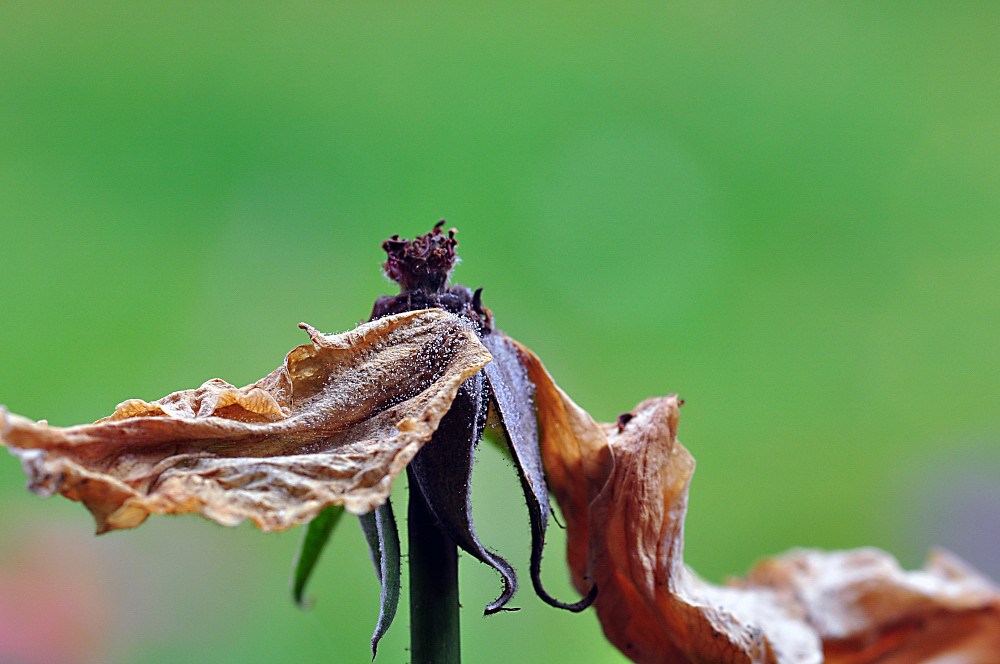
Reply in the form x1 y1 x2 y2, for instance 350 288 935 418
3 222 997 663
381 220 459 294
0 222 594 658
369 222 595 615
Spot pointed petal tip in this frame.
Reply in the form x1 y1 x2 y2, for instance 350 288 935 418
297 322 323 342
534 582 598 613
484 604 522 616
529 534 598 612
483 585 516 615
481 563 518 615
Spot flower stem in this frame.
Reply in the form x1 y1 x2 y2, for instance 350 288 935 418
407 473 461 664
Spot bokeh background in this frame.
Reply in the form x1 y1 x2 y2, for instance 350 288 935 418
2 3 999 663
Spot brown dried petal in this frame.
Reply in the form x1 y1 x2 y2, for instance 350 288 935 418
524 350 1000 664
1 309 492 534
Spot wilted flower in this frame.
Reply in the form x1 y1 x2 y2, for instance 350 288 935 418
3 222 998 663
0 222 593 657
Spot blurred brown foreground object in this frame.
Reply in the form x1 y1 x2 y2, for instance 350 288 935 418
520 342 1000 664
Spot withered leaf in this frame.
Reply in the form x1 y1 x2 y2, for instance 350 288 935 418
0 309 492 534
521 345 1000 664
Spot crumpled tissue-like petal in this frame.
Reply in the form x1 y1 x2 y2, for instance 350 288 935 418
522 348 1000 664
1 309 492 534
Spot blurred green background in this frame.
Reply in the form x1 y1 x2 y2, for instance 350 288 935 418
2 2 999 663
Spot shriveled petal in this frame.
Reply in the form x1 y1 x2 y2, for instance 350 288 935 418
1 309 492 533
517 343 609 597
587 396 805 664
525 350 1000 664
738 547 1000 664
407 370 519 614
490 334 595 611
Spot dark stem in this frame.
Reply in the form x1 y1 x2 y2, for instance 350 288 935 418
408 471 461 664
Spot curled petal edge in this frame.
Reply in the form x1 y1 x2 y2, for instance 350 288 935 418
1 309 493 534
521 347 1000 664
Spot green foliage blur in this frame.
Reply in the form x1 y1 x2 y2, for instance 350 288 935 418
2 3 999 663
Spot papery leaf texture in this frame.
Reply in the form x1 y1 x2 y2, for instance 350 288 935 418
520 343 1000 664
0 309 492 533
359 499 400 658
292 504 345 607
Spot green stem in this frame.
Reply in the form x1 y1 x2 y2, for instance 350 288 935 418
407 474 461 664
